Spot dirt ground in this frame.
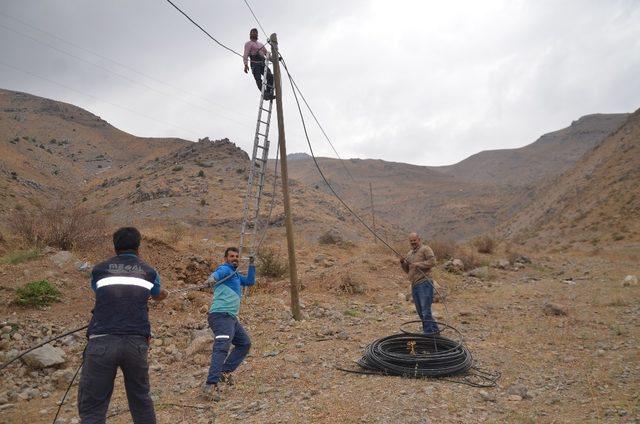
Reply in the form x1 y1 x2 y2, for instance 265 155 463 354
0 239 638 424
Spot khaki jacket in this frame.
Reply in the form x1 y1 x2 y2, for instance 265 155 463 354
401 244 436 286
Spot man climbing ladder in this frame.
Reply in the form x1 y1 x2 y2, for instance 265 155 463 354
243 28 275 100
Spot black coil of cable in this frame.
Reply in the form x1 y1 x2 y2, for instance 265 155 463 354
340 321 500 387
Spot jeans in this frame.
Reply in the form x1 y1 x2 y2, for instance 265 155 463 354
412 280 439 334
206 312 251 384
77 335 155 424
250 57 274 95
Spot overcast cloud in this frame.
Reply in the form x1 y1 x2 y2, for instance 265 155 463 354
1 0 639 166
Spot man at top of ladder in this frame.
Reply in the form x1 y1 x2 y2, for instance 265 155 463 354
243 28 275 101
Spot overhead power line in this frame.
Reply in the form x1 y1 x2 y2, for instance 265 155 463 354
0 21 255 131
164 0 243 57
0 11 253 123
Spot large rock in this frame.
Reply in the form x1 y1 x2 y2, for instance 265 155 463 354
49 251 74 268
622 275 638 287
468 266 490 280
444 259 464 274
543 302 567 316
21 344 66 368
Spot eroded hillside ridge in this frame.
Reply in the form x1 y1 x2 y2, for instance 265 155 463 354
504 109 640 246
434 113 629 185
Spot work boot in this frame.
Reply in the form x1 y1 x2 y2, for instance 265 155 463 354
264 92 276 101
220 372 235 386
202 382 221 402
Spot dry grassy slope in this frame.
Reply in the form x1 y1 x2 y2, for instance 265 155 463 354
285 156 521 242
434 113 629 185
505 109 640 249
0 88 188 213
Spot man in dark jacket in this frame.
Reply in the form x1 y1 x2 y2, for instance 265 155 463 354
78 227 167 424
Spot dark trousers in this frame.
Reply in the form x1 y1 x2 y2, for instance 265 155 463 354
251 60 274 95
412 280 439 334
77 335 155 424
206 312 251 384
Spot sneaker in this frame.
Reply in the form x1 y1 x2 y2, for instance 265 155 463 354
202 383 221 402
220 372 235 386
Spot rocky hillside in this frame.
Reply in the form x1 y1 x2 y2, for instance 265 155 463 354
434 113 628 186
0 89 388 245
0 88 187 214
504 109 640 250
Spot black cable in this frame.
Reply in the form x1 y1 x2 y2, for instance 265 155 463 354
52 352 84 424
0 324 88 371
242 0 269 42
282 60 401 256
164 0 243 58
339 321 500 388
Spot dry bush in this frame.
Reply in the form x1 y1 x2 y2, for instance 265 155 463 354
472 234 496 254
337 273 365 294
8 201 106 250
257 247 288 278
318 229 343 245
456 249 483 271
164 220 187 244
429 238 458 260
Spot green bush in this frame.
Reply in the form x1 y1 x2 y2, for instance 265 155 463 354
15 280 60 308
1 249 40 265
257 248 288 278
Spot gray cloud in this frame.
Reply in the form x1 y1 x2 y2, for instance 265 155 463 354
1 0 638 165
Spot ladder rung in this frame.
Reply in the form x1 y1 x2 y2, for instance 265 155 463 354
260 107 270 112
257 132 268 138
255 157 266 162
259 120 269 125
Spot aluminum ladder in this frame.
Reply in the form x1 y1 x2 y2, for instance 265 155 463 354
239 60 275 259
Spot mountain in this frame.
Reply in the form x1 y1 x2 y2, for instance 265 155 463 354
433 114 628 186
504 109 640 248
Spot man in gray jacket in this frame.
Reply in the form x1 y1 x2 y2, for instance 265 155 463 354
400 232 438 333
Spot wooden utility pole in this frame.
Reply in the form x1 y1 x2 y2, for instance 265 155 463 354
270 33 301 320
369 182 376 243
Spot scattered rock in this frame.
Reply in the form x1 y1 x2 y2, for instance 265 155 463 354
468 266 490 280
443 259 464 274
493 259 510 270
185 337 211 357
479 390 496 402
507 394 523 402
74 261 92 272
11 332 22 341
506 384 531 399
262 350 280 357
49 251 74 267
51 369 75 389
543 302 567 316
622 275 638 287
21 344 66 368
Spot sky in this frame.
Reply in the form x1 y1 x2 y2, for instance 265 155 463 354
0 0 639 166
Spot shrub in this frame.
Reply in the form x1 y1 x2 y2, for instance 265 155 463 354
257 247 288 278
197 170 205 178
429 238 458 260
8 200 106 250
472 235 496 254
16 280 60 308
1 249 40 265
318 229 343 245
164 220 187 244
337 273 365 294
172 165 183 172
456 249 482 271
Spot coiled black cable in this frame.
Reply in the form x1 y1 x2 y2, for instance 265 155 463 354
340 321 500 388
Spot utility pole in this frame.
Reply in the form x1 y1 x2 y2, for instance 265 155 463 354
270 33 301 320
369 182 376 243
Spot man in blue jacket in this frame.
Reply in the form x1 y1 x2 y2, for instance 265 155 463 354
203 247 255 400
